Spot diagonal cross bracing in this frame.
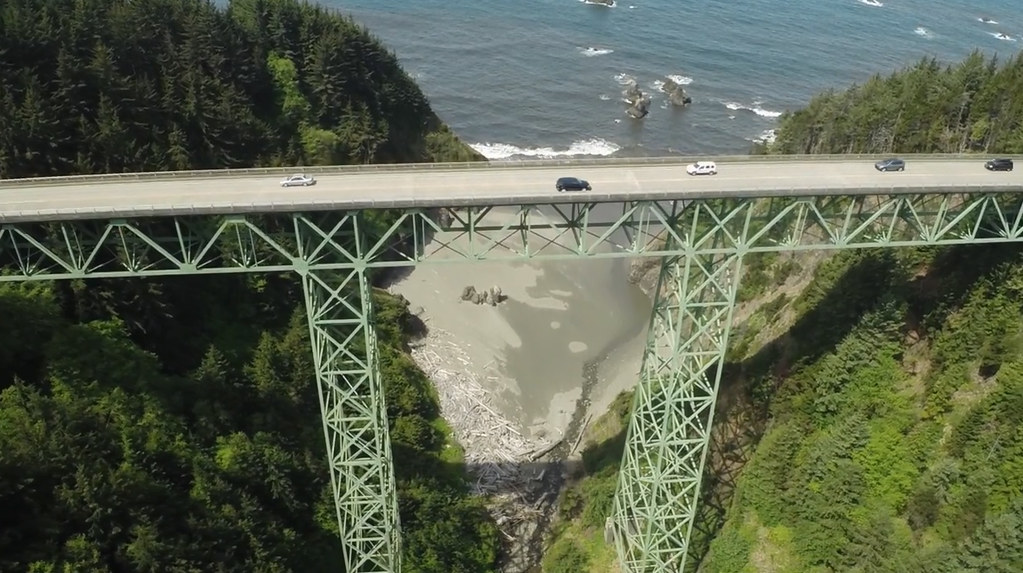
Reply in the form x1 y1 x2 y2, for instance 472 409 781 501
301 267 401 573
3 189 1023 572
3 193 1023 280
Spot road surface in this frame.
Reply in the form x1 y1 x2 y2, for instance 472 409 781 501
0 158 1020 223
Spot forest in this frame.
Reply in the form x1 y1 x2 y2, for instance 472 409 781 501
0 0 496 572
766 51 1023 155
0 0 481 179
543 52 1023 572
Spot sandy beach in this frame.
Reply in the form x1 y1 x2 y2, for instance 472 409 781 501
388 208 653 467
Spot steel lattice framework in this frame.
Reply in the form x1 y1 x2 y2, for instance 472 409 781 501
3 190 1023 573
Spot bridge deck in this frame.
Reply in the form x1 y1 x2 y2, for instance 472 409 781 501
0 157 1020 223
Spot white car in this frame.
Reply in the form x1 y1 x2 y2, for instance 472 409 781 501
281 174 317 187
686 161 718 176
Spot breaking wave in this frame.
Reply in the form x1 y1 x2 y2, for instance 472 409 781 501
990 32 1016 42
579 46 614 57
722 101 783 118
469 138 621 160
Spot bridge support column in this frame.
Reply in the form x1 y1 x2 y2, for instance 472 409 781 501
611 250 744 573
301 266 401 573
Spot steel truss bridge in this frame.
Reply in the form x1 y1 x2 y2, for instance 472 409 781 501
2 154 1022 572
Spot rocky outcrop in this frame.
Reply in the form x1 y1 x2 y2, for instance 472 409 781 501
586 0 615 6
627 236 668 296
460 285 506 306
660 77 692 107
622 79 651 119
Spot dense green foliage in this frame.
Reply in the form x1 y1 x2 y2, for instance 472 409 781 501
705 247 1023 572
0 278 498 572
545 52 1023 573
767 51 1023 155
702 53 1023 572
0 0 481 179
0 0 496 571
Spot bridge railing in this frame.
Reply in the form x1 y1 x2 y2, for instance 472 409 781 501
4 180 1023 224
2 153 1022 187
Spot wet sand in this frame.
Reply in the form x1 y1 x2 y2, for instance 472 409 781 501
387 207 653 448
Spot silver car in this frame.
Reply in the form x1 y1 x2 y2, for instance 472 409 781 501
281 174 317 187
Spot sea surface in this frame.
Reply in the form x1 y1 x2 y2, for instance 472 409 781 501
332 0 1021 159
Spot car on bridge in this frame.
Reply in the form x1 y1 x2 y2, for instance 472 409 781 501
985 158 1014 171
874 158 905 172
556 177 592 192
281 174 317 187
686 161 718 176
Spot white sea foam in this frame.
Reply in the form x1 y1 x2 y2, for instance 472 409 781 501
990 32 1017 42
666 74 694 86
749 129 778 145
599 94 612 101
914 27 931 37
579 0 615 6
978 17 998 25
614 73 636 85
469 138 621 160
579 46 614 57
650 75 694 92
723 101 783 118
858 0 883 7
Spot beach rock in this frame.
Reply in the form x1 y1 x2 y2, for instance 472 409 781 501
461 284 506 305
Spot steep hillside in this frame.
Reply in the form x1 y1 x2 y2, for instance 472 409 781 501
543 52 1023 573
0 1 495 572
703 51 1023 573
0 0 481 179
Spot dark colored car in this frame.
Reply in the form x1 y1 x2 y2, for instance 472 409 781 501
985 158 1014 171
555 177 591 192
874 158 905 172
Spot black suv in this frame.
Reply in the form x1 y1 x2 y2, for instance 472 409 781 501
555 177 591 192
985 158 1014 172
874 158 905 172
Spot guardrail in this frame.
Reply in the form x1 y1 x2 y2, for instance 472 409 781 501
3 181 1023 224
1 153 1020 188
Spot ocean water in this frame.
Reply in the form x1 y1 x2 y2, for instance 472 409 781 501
330 0 1022 159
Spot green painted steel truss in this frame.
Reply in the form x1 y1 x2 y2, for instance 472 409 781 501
3 190 1023 573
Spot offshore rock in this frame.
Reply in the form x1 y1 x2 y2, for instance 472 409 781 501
661 77 692 107
622 79 652 119
586 0 616 6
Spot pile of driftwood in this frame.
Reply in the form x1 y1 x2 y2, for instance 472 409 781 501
407 328 555 495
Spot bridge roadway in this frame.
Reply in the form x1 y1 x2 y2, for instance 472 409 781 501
0 156 1020 223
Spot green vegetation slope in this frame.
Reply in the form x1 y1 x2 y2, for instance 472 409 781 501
0 0 481 179
0 1 496 572
543 52 1023 573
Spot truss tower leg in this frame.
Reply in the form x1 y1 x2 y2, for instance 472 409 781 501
611 251 744 573
301 266 401 573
